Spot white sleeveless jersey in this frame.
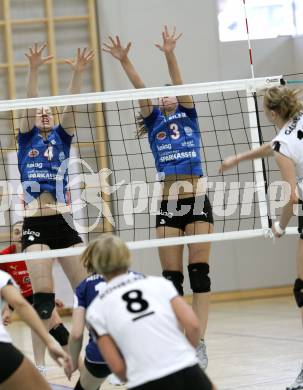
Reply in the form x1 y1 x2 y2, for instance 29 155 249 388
86 273 198 389
271 112 303 198
0 270 14 343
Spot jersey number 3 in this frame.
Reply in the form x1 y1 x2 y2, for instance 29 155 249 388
170 123 180 140
122 289 149 313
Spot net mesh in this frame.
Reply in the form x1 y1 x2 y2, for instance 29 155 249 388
0 74 300 254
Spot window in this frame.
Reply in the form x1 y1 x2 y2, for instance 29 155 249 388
218 0 303 42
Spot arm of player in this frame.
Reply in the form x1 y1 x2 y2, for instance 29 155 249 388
61 48 95 136
219 143 274 173
155 25 193 108
20 43 54 133
97 334 127 382
68 307 85 372
1 284 72 376
102 36 153 118
171 296 200 347
1 303 12 326
272 152 298 237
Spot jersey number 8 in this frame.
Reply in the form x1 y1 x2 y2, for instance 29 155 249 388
122 289 149 313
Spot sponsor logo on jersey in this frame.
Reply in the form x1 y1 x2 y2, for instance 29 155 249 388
159 218 166 225
157 143 171 151
181 140 195 148
51 139 56 145
159 210 173 218
28 149 39 158
23 229 40 238
27 162 43 169
285 112 303 135
167 112 187 120
159 150 197 163
28 172 63 180
24 276 31 284
9 265 17 271
156 131 166 141
184 126 193 136
59 151 65 162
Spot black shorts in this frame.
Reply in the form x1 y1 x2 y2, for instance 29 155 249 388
25 294 34 305
298 199 303 239
84 357 111 378
22 213 83 251
156 195 213 231
131 364 212 390
0 342 24 384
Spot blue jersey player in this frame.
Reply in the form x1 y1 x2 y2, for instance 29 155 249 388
103 26 214 369
17 43 94 371
70 273 111 390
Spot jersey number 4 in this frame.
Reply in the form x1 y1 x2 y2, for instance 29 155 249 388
44 146 54 161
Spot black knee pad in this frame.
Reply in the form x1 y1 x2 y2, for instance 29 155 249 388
188 263 211 293
33 292 55 320
49 323 70 346
162 270 184 296
294 278 303 307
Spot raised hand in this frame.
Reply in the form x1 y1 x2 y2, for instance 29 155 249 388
102 36 132 61
218 156 239 174
24 43 54 69
65 48 95 73
155 25 182 53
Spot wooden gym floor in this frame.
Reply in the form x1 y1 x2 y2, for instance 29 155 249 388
8 295 303 390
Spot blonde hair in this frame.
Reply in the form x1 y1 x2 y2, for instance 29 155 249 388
264 86 303 121
81 234 131 275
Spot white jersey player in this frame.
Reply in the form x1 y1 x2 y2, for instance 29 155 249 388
85 234 216 390
0 270 71 389
219 85 303 390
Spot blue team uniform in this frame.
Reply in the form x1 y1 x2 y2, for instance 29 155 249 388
74 273 107 364
143 105 203 177
17 125 72 204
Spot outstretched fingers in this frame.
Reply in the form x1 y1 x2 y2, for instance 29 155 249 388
37 42 47 54
108 35 117 47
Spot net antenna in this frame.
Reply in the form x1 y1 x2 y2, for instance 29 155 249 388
242 0 255 80
242 0 272 230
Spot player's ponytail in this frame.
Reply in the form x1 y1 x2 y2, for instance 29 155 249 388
135 112 148 137
264 86 303 121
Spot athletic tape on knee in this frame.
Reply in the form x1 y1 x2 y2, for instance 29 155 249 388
188 263 211 293
162 270 184 296
49 323 69 346
33 292 55 320
294 278 303 307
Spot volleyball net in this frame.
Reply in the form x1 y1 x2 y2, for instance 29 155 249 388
0 74 301 262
